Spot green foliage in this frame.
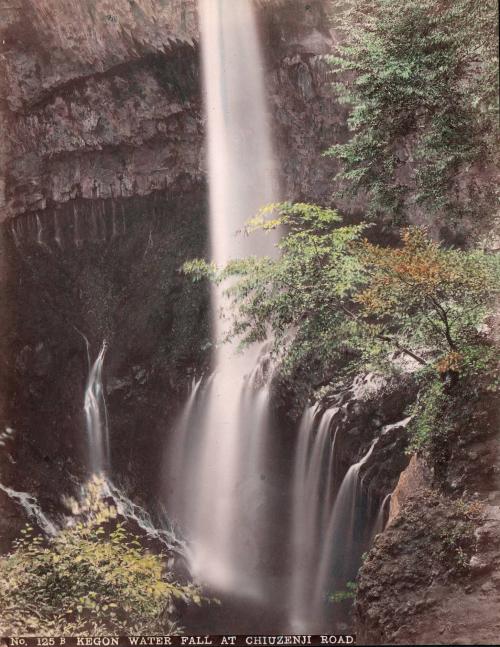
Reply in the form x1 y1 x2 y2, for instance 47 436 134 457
407 343 498 454
329 580 358 604
0 476 201 636
406 375 451 453
327 0 499 224
186 203 367 383
355 226 498 367
184 203 499 392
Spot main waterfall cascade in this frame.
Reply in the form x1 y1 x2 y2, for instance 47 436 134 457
169 0 280 596
169 0 394 631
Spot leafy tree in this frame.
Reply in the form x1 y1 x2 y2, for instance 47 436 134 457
354 225 496 380
0 476 201 636
185 203 367 384
327 0 499 226
184 203 498 389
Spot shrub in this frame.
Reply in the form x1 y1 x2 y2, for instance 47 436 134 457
0 476 201 636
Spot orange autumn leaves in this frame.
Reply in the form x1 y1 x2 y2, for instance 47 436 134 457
357 227 470 314
353 226 495 373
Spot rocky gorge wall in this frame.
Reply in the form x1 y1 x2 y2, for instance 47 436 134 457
355 373 500 645
0 0 350 547
2 1 497 642
0 0 206 547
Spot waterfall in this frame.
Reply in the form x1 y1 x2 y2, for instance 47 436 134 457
82 339 110 475
289 397 383 632
54 212 62 248
373 492 392 537
36 214 44 246
0 483 58 536
168 376 204 522
289 405 339 631
170 0 279 596
102 480 187 558
312 439 377 626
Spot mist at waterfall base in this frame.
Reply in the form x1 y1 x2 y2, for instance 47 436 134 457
165 0 386 635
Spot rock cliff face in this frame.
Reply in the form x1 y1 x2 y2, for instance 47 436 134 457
0 0 206 547
0 0 347 546
1 1 498 642
355 380 500 645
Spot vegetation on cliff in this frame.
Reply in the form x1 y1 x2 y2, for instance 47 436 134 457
327 0 499 226
185 0 499 470
185 204 498 389
0 477 200 636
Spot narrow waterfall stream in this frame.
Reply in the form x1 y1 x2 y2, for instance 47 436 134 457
0 483 58 536
83 340 109 475
314 439 377 618
289 396 386 632
373 492 392 537
290 405 339 630
170 0 280 598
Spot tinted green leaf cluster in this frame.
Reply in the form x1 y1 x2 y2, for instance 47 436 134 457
183 203 499 394
0 476 201 636
327 0 499 225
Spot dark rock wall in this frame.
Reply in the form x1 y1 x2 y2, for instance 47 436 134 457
355 382 500 645
0 0 203 542
0 0 348 543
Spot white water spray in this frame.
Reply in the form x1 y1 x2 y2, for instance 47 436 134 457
81 338 109 475
171 0 279 595
290 405 340 629
312 439 377 623
373 492 392 537
0 482 58 536
102 479 187 557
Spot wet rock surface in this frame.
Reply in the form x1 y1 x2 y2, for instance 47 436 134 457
357 492 500 645
317 374 418 505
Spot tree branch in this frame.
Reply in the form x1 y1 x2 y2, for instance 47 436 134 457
338 303 428 366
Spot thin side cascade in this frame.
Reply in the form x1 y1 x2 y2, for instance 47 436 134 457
0 483 58 536
170 0 280 596
168 376 204 524
83 339 110 475
313 439 378 625
289 405 340 631
102 480 187 558
372 492 392 537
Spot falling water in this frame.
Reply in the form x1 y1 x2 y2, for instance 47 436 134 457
313 439 377 626
83 339 110 475
54 212 62 248
10 220 21 248
169 376 204 521
290 405 338 629
373 492 392 537
171 0 279 595
0 482 58 536
36 214 44 246
102 479 187 557
289 394 385 632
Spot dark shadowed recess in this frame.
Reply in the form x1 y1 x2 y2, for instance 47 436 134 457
0 186 211 547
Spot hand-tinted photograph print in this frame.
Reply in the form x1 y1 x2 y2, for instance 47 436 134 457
0 0 498 644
